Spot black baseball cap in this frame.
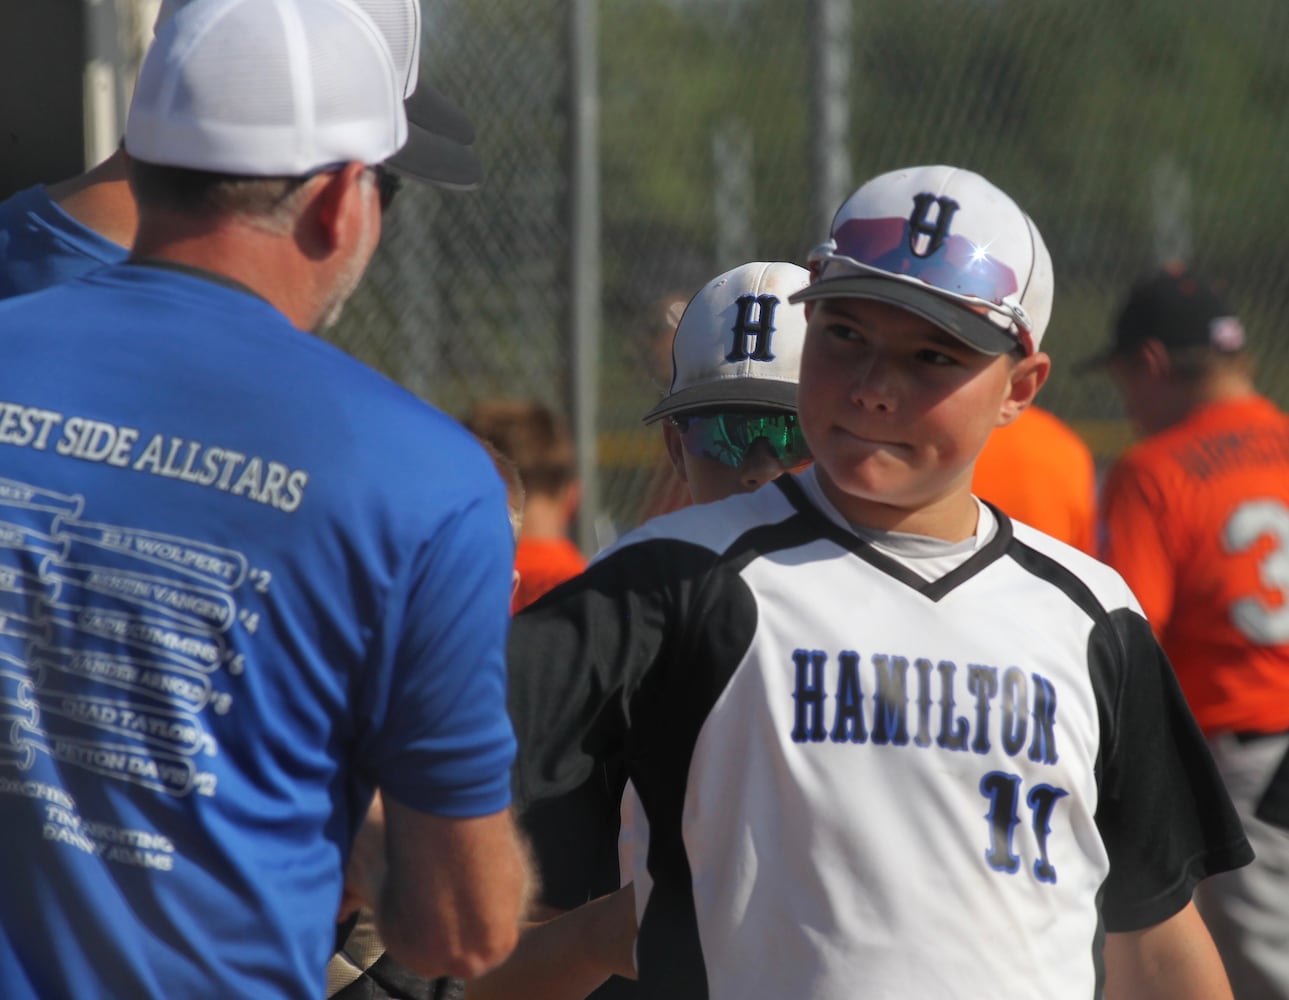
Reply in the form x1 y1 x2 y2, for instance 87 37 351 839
1077 263 1246 372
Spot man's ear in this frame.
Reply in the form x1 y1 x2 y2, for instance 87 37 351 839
661 421 690 484
1140 338 1173 378
997 350 1051 427
303 162 369 256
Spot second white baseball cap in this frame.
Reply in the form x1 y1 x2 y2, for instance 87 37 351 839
642 261 810 424
791 165 1054 355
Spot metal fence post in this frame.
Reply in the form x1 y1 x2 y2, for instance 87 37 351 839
809 0 852 236
569 0 602 554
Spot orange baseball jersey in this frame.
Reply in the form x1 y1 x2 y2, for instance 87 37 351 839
973 406 1097 554
512 536 588 613
1099 395 1289 734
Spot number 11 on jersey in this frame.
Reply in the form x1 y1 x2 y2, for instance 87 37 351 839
980 772 1068 883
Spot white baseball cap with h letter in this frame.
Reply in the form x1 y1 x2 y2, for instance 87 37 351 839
643 261 810 424
791 165 1054 355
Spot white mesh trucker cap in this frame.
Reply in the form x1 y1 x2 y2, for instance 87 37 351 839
140 0 481 186
311 0 483 189
154 0 482 188
643 261 810 424
155 0 417 100
790 165 1054 355
129 0 405 176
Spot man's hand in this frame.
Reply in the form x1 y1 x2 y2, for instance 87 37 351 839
376 799 532 981
338 792 387 921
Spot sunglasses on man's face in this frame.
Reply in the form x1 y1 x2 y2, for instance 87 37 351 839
368 164 402 213
672 412 812 471
286 162 402 214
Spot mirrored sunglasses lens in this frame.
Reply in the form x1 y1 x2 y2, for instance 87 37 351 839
830 217 1019 308
680 417 743 469
775 422 812 467
681 415 811 470
751 415 811 467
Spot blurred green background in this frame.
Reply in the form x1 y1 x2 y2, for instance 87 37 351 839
330 0 1289 546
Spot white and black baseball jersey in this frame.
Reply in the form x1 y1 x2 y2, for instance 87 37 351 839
508 468 1251 1000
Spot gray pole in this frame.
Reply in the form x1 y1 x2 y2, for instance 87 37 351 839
809 0 853 236
569 0 601 555
713 120 753 271
82 0 130 167
1150 155 1193 267
84 1 165 168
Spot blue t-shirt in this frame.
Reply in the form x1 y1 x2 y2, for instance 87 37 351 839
0 185 128 299
0 264 517 999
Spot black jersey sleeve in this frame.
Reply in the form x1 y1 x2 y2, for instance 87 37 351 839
1091 607 1254 932
507 535 719 812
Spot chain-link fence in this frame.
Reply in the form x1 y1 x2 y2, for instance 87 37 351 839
326 0 1289 549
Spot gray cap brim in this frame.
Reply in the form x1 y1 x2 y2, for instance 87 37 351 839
388 85 481 190
641 378 798 424
388 123 482 190
789 275 1019 356
406 85 476 146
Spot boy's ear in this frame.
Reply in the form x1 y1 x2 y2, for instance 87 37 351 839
997 351 1051 427
561 478 583 519
661 421 690 484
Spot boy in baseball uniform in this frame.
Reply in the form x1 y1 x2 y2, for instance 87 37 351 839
502 166 1251 999
476 261 813 1000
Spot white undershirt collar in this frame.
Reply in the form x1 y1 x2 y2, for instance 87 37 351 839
794 466 998 581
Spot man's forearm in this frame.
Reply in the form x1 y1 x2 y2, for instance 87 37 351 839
339 792 388 920
378 803 532 981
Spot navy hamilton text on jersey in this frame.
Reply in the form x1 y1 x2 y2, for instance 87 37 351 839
790 648 1066 885
789 649 1058 763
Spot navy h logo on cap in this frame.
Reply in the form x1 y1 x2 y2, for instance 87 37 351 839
908 194 960 258
727 294 779 363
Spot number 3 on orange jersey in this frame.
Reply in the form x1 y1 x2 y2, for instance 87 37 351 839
1224 499 1289 644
